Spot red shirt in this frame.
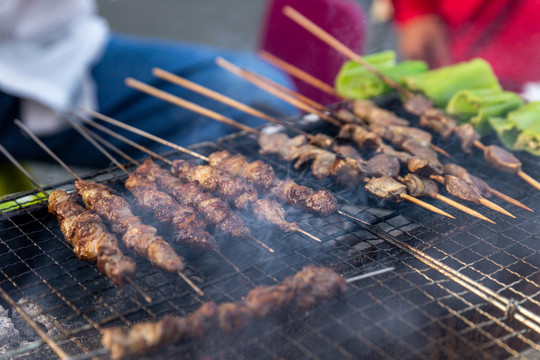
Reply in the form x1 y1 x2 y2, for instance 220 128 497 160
392 0 540 91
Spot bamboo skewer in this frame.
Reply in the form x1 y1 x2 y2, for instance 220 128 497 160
283 5 540 193
153 65 496 223
120 80 453 219
77 109 316 246
13 119 201 298
0 140 153 303
258 54 532 212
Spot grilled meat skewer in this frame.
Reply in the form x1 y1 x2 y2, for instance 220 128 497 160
125 172 218 251
135 158 250 237
171 160 299 233
102 266 347 359
48 190 136 285
207 150 338 216
75 180 186 272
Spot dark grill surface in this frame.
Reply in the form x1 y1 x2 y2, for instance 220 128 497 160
1 100 540 359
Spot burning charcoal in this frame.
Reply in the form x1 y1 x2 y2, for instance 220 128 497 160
484 145 522 173
454 124 481 154
365 154 400 178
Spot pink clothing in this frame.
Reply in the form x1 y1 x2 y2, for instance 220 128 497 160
260 0 366 104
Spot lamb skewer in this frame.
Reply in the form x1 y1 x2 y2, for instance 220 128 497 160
282 5 540 192
13 120 203 296
102 265 393 359
78 109 322 244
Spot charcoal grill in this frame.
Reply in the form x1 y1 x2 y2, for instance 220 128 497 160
1 98 540 359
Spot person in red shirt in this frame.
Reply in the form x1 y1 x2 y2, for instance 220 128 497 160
391 0 540 92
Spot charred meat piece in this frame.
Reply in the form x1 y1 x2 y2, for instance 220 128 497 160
418 108 457 139
125 172 218 251
388 126 433 147
48 190 136 286
365 154 400 178
335 109 360 124
365 176 407 202
294 145 336 179
102 266 347 359
380 144 412 163
400 139 441 166
407 156 443 177
75 179 185 273
308 133 336 149
136 158 249 237
333 145 363 162
443 175 483 204
400 174 438 198
443 163 491 198
484 145 522 173
258 133 289 155
172 160 297 232
454 124 481 154
209 150 337 216
403 94 434 116
279 135 308 161
330 154 366 186
354 100 410 126
339 123 383 149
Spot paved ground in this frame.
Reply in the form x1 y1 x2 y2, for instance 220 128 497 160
26 0 396 188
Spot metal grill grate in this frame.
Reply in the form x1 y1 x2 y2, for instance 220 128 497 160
1 101 539 359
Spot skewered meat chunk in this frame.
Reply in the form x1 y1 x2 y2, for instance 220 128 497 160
365 176 407 202
125 173 218 251
279 135 308 161
75 179 185 273
380 144 412 163
294 145 336 179
102 266 347 359
400 174 438 198
454 123 481 154
172 160 298 232
442 175 484 203
339 123 383 149
354 100 410 126
418 108 457 139
365 154 400 178
136 158 249 237
400 139 441 166
484 145 522 173
407 156 443 177
48 190 136 286
258 132 290 155
403 94 434 116
443 164 491 198
387 126 433 147
308 133 336 149
209 150 337 216
333 145 363 162
330 154 366 185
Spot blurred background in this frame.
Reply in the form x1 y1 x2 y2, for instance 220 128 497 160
25 0 395 187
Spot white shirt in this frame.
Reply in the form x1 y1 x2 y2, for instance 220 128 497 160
0 0 108 135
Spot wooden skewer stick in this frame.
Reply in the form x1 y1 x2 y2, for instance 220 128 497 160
485 186 532 212
433 194 494 224
346 267 395 283
121 80 453 220
151 68 311 138
215 57 342 127
282 5 414 100
4 124 154 304
79 109 318 245
154 65 493 223
399 193 454 219
258 50 345 99
64 117 206 297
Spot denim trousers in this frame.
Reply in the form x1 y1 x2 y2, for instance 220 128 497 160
0 34 297 167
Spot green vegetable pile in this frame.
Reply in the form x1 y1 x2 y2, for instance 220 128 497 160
335 51 540 156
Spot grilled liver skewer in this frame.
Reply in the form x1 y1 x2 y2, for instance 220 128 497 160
281 5 540 192
102 265 347 359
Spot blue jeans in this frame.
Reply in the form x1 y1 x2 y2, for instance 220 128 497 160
0 34 297 167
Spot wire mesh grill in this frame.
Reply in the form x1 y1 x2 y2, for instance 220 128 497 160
0 101 539 359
